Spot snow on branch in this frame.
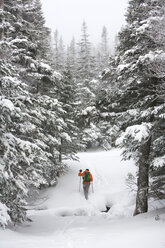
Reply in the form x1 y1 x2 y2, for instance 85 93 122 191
153 156 165 168
39 62 51 73
60 132 72 142
0 99 14 112
117 63 131 72
53 71 63 80
81 106 96 115
116 123 152 146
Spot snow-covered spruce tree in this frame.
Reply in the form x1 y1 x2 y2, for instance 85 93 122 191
94 56 122 149
76 21 97 107
0 0 75 227
97 26 110 72
0 0 12 228
55 70 83 159
53 29 60 71
10 0 54 94
146 1 165 201
0 0 51 226
53 30 66 72
66 37 77 78
96 0 165 214
77 21 92 80
69 21 98 148
10 0 78 166
0 37 35 227
112 0 165 215
58 37 65 72
2 0 63 167
19 0 81 164
77 104 101 149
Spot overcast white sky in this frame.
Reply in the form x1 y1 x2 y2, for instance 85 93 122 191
40 0 129 48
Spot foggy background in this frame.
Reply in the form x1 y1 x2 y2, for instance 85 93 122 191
40 0 129 49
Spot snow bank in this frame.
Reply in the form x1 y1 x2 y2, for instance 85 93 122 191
0 150 164 248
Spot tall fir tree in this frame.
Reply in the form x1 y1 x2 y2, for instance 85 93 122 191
76 21 97 110
0 0 80 227
65 37 77 77
96 0 165 214
53 29 60 70
77 21 91 79
98 26 110 71
53 30 66 72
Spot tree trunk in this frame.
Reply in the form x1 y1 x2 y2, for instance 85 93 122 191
59 138 63 162
134 137 151 216
0 0 4 41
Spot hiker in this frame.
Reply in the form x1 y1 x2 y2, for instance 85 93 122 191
78 169 93 200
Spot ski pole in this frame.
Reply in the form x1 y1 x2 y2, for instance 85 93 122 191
79 176 81 192
91 182 94 193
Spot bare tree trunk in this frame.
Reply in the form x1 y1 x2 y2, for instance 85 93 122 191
59 149 62 163
134 137 151 216
0 0 4 40
59 138 63 162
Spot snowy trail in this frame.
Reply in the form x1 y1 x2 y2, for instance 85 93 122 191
0 149 165 248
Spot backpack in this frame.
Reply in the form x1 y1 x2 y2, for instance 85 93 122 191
83 172 90 183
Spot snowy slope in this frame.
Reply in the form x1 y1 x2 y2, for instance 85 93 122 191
0 149 165 248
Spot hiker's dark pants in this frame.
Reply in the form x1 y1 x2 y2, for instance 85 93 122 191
83 184 90 200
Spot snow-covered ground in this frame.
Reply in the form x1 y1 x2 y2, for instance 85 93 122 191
0 149 165 248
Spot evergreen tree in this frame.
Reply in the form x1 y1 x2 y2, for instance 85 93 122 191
58 36 65 71
53 30 65 72
76 21 98 110
56 70 82 160
30 0 52 61
66 37 77 77
98 26 110 71
96 0 165 215
105 0 165 215
77 21 91 79
53 29 60 70
95 56 121 149
0 0 77 227
0 1 38 225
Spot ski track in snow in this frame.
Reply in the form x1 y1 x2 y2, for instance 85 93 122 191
0 149 165 248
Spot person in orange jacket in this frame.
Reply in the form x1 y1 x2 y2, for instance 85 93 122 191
78 169 93 200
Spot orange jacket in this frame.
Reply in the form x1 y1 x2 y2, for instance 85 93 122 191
78 170 93 184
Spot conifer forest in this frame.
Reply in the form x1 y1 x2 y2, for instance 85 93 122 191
0 0 165 229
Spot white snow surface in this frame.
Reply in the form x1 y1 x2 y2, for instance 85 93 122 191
0 149 165 248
